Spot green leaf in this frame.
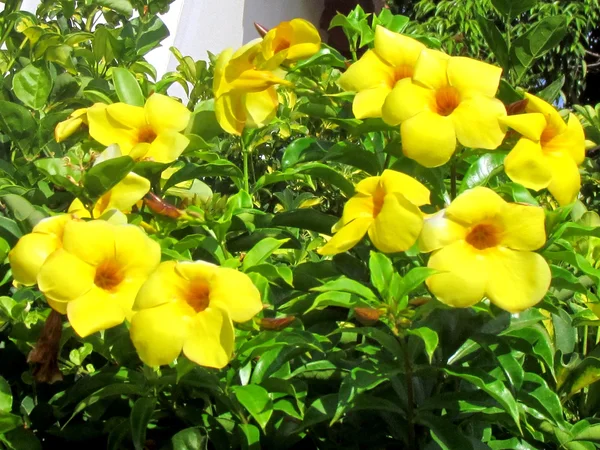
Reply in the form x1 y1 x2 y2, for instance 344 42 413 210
234 385 273 431
324 141 382 175
443 367 521 429
94 0 133 16
0 414 23 434
238 424 260 450
281 138 328 169
292 45 346 70
84 156 135 199
186 99 222 140
0 101 37 150
130 397 156 450
510 16 567 82
0 376 12 413
418 413 475 450
3 194 46 230
476 15 509 70
112 67 144 106
538 76 565 104
168 427 208 450
369 251 394 297
136 16 169 56
393 267 438 300
407 327 439 363
295 163 355 197
491 0 538 18
270 209 338 235
45 44 77 74
12 62 53 110
243 238 288 270
163 161 243 190
460 152 506 192
312 276 379 303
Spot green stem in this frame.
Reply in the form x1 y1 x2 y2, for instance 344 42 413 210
399 336 416 448
5 37 28 74
450 160 457 200
242 144 250 193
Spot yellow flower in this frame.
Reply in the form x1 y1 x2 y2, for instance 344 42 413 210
339 26 426 119
36 220 160 337
129 260 262 368
318 170 430 255
69 172 150 218
501 93 586 206
259 18 321 69
87 94 191 163
9 214 73 286
382 50 507 167
420 187 550 313
55 108 91 142
214 40 291 135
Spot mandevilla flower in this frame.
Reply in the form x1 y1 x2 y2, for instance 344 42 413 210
318 170 430 255
87 94 191 163
129 260 262 368
382 49 507 167
259 18 321 69
419 187 551 313
9 214 73 286
214 40 291 135
339 26 426 119
501 93 585 206
37 220 160 337
69 172 150 218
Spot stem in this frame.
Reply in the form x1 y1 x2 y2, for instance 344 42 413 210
242 143 250 193
5 37 28 74
399 336 416 448
583 325 589 355
450 160 457 200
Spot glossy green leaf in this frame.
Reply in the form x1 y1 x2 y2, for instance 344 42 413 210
491 0 538 18
407 327 439 363
477 15 509 70
12 62 52 110
234 385 273 431
130 397 156 450
460 152 506 192
0 376 12 413
168 427 208 450
369 251 394 298
112 67 144 106
243 238 288 270
84 156 135 199
94 0 133 16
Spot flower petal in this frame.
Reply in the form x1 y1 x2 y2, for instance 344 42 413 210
524 93 566 135
286 18 321 60
401 111 456 167
485 248 550 313
418 211 466 253
67 286 125 337
104 172 150 213
145 93 191 134
318 217 373 255
451 96 506 150
183 307 235 369
544 113 586 165
382 78 434 125
244 88 278 127
380 169 430 206
339 50 394 92
498 203 546 251
446 187 505 225
87 104 137 150
37 249 94 303
353 86 391 119
209 268 262 323
504 138 552 191
134 261 188 310
368 193 423 253
114 224 161 277
426 241 487 308
130 301 190 366
340 194 375 226
499 113 547 141
144 131 189 163
9 233 61 286
447 57 502 98
215 93 245 135
374 25 425 69
68 198 92 218
62 220 116 266
106 103 146 130
32 214 72 237
412 49 450 91
546 152 581 206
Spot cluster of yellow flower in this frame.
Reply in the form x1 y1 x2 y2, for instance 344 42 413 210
213 19 321 135
9 217 263 368
318 26 586 313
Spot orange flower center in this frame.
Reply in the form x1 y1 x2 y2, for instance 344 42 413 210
435 87 460 116
465 223 500 250
273 38 291 54
94 260 124 291
136 126 157 144
186 280 210 312
540 125 558 148
372 184 386 217
393 64 414 83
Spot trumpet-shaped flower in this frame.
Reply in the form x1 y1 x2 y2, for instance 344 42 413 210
37 220 160 337
55 108 92 142
214 40 291 135
129 261 262 368
318 170 430 255
382 50 507 167
339 26 426 119
87 94 191 163
69 172 150 218
501 93 585 206
9 214 73 286
420 187 550 313
259 18 321 69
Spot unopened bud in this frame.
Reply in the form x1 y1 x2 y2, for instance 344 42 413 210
145 192 182 219
506 99 528 116
354 307 382 326
254 22 269 38
258 316 295 330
